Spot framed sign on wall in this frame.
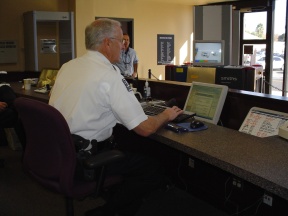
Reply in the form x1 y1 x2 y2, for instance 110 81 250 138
157 34 174 65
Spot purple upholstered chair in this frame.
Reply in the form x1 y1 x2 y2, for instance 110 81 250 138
14 97 124 216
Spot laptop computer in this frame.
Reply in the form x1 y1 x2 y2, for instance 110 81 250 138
142 81 228 124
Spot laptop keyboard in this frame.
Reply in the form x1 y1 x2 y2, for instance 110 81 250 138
173 113 195 123
142 104 195 123
142 104 166 116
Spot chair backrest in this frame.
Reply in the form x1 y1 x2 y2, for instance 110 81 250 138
14 97 92 197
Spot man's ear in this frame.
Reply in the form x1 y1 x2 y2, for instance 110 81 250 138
104 38 111 47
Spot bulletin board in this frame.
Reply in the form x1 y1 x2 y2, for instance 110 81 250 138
239 107 288 138
157 34 174 65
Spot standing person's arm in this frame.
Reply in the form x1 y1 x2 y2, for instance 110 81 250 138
132 63 138 78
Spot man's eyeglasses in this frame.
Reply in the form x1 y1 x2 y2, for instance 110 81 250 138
110 37 125 44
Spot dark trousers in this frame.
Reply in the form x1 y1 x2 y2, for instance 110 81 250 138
0 108 18 145
105 151 165 215
0 85 26 149
0 107 18 128
0 108 26 148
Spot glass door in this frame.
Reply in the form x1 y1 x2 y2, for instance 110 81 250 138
241 11 267 93
274 0 287 96
240 1 287 96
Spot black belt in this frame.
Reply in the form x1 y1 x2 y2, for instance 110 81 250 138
93 135 115 152
71 134 115 154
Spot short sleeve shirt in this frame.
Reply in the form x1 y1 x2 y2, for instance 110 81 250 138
115 47 139 76
49 50 147 141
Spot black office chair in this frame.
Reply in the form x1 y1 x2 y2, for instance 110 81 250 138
14 97 124 216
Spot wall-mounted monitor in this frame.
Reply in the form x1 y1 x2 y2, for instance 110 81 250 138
193 40 225 67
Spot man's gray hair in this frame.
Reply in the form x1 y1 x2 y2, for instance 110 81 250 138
85 18 121 50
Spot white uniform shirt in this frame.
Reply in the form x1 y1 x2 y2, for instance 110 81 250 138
115 47 138 76
49 50 147 141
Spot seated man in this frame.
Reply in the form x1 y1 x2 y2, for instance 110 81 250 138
49 18 183 216
0 85 26 166
0 89 18 128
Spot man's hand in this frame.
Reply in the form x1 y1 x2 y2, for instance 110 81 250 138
0 102 8 111
132 71 137 78
133 106 184 137
162 106 184 122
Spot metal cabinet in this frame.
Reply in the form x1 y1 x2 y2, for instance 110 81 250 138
23 11 75 71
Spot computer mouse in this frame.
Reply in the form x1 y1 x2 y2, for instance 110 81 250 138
190 120 204 129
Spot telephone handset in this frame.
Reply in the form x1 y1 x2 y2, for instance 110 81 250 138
278 122 288 140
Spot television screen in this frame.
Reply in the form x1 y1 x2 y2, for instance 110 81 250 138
193 40 225 66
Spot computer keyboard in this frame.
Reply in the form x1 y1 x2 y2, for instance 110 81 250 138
173 113 195 123
142 104 195 123
142 104 166 116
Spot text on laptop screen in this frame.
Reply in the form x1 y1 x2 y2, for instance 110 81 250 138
183 82 228 124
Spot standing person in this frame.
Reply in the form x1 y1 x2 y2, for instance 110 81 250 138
49 18 183 216
115 33 139 78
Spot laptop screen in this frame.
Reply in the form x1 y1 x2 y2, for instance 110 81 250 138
183 82 228 124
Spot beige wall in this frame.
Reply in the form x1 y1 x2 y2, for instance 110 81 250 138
75 0 193 79
0 0 194 80
0 0 71 72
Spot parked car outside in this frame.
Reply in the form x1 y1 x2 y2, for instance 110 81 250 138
256 56 284 70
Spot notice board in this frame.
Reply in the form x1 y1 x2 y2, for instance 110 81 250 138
157 34 174 65
239 107 288 138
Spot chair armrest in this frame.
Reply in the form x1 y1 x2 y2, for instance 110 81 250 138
83 150 125 169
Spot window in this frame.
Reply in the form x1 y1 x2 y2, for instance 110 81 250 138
240 0 287 96
273 0 286 96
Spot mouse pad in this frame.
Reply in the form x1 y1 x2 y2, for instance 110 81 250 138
177 122 208 132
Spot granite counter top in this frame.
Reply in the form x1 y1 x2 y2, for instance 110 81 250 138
150 123 288 201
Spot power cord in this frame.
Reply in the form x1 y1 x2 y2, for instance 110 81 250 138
224 176 264 216
224 177 239 214
229 197 263 216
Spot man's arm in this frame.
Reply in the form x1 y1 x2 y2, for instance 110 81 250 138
132 63 138 78
0 102 8 111
133 106 183 137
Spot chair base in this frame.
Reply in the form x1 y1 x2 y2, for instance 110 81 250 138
0 159 4 168
66 197 74 216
